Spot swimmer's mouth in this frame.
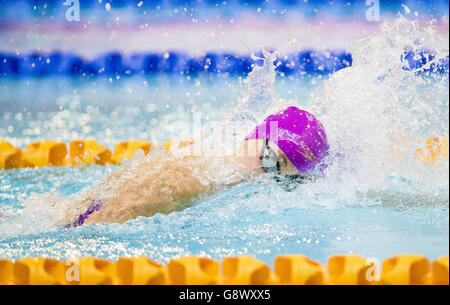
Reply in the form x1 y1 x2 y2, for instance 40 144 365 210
64 199 102 229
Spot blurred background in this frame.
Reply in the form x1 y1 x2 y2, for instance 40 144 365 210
0 0 448 147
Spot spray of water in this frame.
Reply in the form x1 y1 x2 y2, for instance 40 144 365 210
307 15 448 201
224 50 279 137
1 15 448 237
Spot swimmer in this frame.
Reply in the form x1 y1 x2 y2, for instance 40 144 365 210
62 106 329 226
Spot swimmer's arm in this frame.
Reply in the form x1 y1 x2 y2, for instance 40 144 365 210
77 153 245 225
66 142 263 225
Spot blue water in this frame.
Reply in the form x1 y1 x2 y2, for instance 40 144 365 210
0 165 448 264
0 74 448 265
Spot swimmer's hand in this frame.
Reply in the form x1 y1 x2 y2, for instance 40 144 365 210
63 199 103 228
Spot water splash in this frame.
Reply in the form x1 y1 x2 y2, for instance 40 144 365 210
308 15 449 199
0 16 448 240
226 50 278 136
0 192 68 236
0 50 281 235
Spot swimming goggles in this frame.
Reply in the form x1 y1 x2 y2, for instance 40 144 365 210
260 138 281 174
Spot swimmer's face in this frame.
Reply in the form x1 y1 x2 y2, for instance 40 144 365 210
236 139 298 175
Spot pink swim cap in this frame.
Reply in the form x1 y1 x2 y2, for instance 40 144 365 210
244 106 329 173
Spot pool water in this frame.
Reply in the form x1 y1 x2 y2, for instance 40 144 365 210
0 164 448 264
0 16 449 266
0 72 448 265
